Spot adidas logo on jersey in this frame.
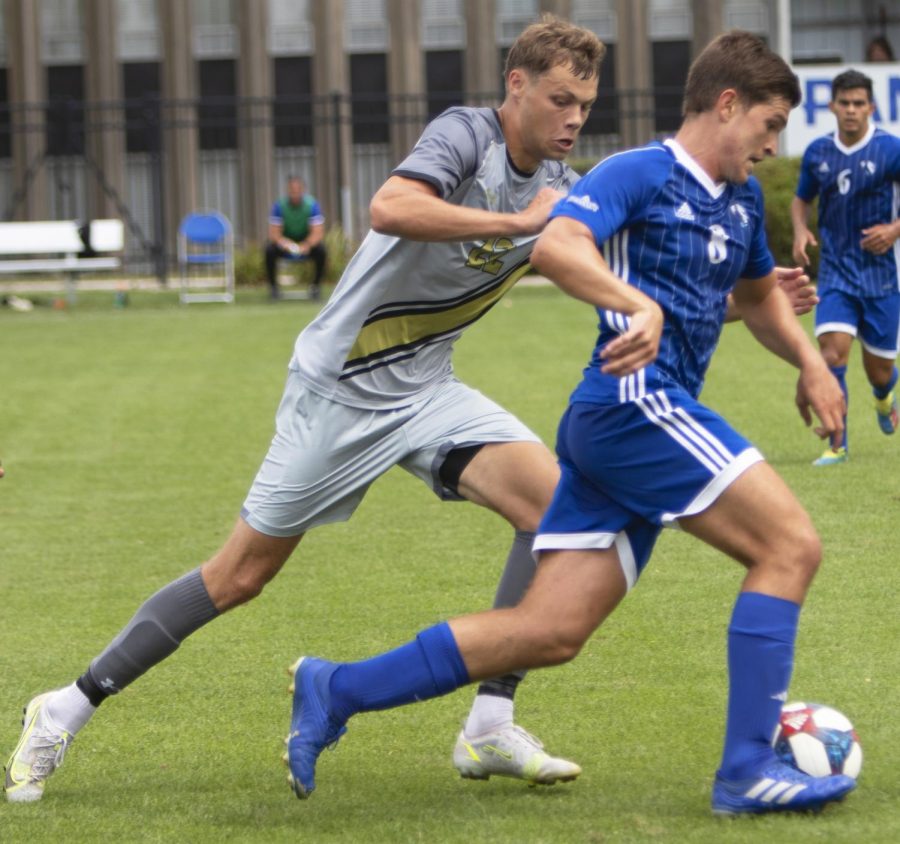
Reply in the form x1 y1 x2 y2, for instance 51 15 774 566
730 202 750 227
566 194 599 213
675 202 695 221
818 161 830 173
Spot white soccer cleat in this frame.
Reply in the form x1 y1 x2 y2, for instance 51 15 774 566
453 724 581 786
4 692 72 803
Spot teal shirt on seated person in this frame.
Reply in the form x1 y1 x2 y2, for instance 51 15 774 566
270 195 324 241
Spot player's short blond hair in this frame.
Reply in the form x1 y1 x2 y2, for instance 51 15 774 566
504 14 605 82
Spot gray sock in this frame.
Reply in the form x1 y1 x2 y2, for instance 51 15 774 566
477 530 536 699
77 568 218 703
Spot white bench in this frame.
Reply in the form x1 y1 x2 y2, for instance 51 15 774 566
0 219 124 303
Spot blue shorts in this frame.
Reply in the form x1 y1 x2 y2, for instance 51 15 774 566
815 287 900 359
534 390 763 590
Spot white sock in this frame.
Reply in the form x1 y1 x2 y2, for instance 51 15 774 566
46 683 97 735
464 694 514 737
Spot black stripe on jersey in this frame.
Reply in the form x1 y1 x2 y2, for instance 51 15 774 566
338 315 483 381
363 268 519 324
339 259 532 380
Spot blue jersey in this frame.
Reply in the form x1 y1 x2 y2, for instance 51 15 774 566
550 139 774 401
796 125 900 298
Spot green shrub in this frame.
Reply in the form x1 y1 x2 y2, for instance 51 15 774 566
567 157 597 176
234 243 266 287
323 224 353 283
751 157 820 274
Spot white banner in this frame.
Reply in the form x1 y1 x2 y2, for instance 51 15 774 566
784 64 900 157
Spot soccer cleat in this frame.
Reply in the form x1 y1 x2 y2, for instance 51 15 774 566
284 657 347 799
452 725 582 786
712 762 856 816
812 446 848 466
4 693 72 803
874 391 898 435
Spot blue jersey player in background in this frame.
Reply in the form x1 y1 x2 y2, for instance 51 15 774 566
279 32 854 817
792 69 900 465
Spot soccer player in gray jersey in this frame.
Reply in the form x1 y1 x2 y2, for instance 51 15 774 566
5 16 603 803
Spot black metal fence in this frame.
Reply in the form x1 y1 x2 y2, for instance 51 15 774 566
0 86 680 282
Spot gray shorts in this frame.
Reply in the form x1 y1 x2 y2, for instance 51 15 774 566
240 371 541 536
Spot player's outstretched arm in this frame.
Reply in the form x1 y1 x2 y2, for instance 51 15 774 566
724 266 817 321
860 220 900 255
732 273 845 442
531 216 663 376
790 196 818 266
369 176 563 242
774 266 818 315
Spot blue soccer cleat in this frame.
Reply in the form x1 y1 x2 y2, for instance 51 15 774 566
874 391 898 435
284 657 347 799
712 762 856 816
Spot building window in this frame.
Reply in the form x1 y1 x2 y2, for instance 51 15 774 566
46 65 85 155
273 56 313 147
117 0 162 61
40 0 85 65
192 0 237 58
345 0 389 52
496 0 539 46
349 53 389 143
123 62 161 153
425 50 464 119
268 0 313 55
421 0 465 49
652 40 690 133
0 68 10 159
582 43 618 136
197 58 237 150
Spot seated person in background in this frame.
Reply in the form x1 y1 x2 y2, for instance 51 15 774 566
266 176 327 300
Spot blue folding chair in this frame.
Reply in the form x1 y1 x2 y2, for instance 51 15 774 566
178 210 235 304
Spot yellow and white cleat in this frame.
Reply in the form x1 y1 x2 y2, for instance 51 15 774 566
453 724 581 786
812 446 848 466
5 692 72 803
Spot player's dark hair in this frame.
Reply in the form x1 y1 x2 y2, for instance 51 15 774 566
831 69 874 102
504 14 605 81
865 35 894 62
682 30 800 115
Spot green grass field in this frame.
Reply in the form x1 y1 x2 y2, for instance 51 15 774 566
1 285 897 843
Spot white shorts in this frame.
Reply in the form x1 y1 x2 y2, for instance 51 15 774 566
240 371 541 536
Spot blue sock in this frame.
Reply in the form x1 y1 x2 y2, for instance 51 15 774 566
718 591 800 781
830 365 848 449
328 622 470 722
873 366 898 400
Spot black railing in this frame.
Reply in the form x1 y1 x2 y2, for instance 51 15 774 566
0 88 675 282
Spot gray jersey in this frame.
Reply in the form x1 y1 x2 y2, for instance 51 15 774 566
290 106 580 409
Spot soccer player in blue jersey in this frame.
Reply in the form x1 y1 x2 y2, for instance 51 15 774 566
280 31 855 816
792 69 900 466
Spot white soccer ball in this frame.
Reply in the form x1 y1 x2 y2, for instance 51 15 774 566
773 701 863 779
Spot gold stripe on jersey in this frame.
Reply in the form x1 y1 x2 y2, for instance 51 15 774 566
341 260 533 378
